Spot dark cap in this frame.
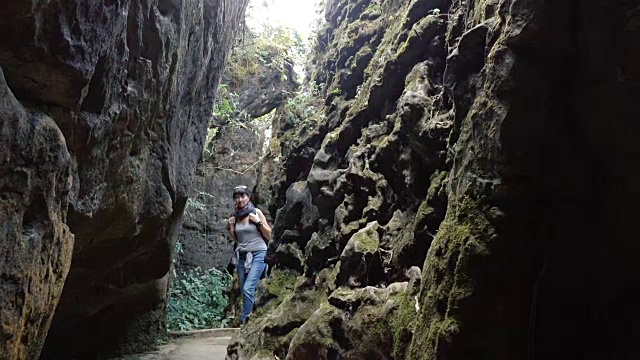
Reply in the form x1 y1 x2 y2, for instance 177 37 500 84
232 185 250 198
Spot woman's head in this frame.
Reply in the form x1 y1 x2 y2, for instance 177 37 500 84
233 185 250 207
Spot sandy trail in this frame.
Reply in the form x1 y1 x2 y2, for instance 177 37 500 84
118 329 236 360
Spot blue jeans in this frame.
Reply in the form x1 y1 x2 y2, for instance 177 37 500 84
236 250 266 322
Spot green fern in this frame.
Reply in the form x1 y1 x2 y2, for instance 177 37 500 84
167 266 233 331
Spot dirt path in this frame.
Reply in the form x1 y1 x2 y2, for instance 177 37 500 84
118 329 236 360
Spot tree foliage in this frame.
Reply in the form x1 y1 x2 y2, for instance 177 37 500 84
225 14 306 90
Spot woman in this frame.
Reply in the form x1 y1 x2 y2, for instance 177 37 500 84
227 185 271 324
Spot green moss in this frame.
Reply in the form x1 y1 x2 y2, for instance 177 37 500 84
396 40 410 57
415 200 436 223
243 286 325 358
268 137 282 155
329 286 358 308
353 46 373 67
342 19 377 47
391 293 418 360
362 194 383 220
365 3 381 15
329 263 339 289
265 269 297 295
341 289 417 359
339 218 366 238
254 349 277 358
437 316 461 345
396 15 441 58
253 269 297 318
351 225 380 253
427 171 449 201
347 303 388 356
316 266 338 294
287 303 342 356
409 192 498 358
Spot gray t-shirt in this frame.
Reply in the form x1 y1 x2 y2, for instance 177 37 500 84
235 221 267 252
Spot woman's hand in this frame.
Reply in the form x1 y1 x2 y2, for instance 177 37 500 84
228 216 236 226
247 213 261 224
254 209 272 241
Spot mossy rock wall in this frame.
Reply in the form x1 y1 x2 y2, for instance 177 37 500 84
235 0 452 357
238 0 640 359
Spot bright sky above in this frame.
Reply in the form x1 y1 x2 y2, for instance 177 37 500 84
249 0 318 40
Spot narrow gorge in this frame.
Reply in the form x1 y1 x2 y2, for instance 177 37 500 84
1 0 639 360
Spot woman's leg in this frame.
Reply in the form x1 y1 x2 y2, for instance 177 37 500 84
240 250 266 322
236 253 246 311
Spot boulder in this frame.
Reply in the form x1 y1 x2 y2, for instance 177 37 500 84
271 181 320 259
335 222 384 288
287 283 417 360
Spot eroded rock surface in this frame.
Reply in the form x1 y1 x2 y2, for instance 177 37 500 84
410 1 640 358
0 1 248 359
233 0 640 359
0 68 74 360
232 0 452 358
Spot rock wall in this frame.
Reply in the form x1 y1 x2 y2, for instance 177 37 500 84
0 1 248 359
230 0 453 357
0 69 74 360
411 1 640 359
230 0 640 359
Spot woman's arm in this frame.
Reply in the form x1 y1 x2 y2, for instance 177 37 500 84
255 209 272 241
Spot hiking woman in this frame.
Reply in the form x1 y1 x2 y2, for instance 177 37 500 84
227 185 271 324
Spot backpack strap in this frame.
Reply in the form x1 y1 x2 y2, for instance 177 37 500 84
252 208 268 244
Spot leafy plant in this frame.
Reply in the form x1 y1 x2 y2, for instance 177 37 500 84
282 83 324 126
183 196 209 223
167 265 233 331
226 20 307 89
214 84 241 122
167 239 232 331
202 126 219 156
206 82 248 157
